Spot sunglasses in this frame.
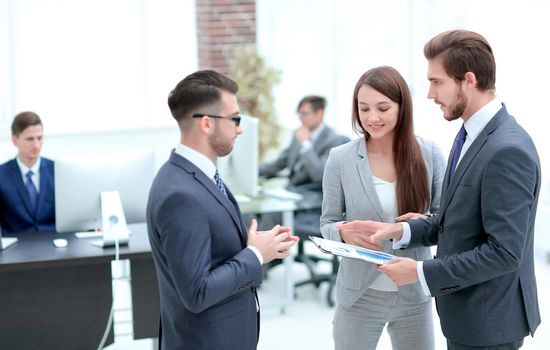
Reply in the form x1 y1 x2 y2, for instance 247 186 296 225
192 113 241 127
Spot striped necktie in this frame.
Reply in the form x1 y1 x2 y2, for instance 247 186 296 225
214 170 228 197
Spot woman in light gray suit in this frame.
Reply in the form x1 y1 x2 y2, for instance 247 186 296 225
320 66 446 350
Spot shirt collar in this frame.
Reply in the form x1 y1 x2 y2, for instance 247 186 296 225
464 98 502 140
16 157 41 177
175 143 217 180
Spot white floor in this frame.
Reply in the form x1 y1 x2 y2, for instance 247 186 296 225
257 248 550 350
107 248 550 349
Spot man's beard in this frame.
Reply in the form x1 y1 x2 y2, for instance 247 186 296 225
209 128 234 157
445 87 467 121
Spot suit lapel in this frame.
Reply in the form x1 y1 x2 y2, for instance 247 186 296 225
35 158 49 218
9 160 35 218
287 138 300 171
355 139 387 221
193 172 247 243
226 188 248 246
169 153 246 243
312 127 331 153
439 107 511 217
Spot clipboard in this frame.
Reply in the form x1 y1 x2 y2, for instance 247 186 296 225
309 236 396 265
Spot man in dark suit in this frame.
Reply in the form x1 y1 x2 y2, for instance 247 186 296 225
259 95 349 191
146 70 299 349
338 30 541 349
0 111 55 233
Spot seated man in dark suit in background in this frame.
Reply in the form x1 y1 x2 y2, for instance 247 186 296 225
0 111 55 233
260 95 349 191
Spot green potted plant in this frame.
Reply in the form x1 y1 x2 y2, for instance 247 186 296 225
230 44 282 161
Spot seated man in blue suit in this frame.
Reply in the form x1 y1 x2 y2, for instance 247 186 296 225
0 111 55 233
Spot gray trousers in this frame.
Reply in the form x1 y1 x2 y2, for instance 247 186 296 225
333 288 434 350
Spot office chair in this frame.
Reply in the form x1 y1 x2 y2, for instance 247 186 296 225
292 209 339 307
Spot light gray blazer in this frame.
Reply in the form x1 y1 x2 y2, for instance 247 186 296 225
320 137 446 307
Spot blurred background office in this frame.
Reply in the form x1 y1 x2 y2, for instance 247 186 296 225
1 0 549 348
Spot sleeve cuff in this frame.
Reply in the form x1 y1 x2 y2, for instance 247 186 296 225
392 222 411 249
247 246 264 265
417 261 432 296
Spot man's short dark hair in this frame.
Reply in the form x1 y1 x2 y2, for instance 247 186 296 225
424 29 496 91
297 95 326 113
167 70 239 124
12 111 43 137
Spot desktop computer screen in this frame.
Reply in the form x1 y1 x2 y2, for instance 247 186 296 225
54 150 155 233
217 115 259 198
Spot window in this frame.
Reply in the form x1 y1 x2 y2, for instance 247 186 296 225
0 0 197 136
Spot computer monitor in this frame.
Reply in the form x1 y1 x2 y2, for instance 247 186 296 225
54 150 155 235
217 115 259 198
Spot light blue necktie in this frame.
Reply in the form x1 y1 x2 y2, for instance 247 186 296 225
450 125 467 179
26 170 38 212
214 170 228 198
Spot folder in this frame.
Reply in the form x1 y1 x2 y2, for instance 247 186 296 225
309 236 396 265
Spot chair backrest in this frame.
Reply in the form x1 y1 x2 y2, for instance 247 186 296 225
293 209 322 238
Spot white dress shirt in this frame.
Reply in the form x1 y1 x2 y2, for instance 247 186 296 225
16 157 41 193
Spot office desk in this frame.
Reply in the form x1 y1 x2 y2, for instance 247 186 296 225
0 224 158 350
0 190 320 348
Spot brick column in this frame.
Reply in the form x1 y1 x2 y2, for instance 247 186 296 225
196 0 256 75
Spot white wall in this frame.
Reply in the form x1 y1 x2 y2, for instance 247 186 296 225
0 0 197 138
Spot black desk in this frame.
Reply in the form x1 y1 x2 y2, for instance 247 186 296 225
0 223 159 350
0 189 321 348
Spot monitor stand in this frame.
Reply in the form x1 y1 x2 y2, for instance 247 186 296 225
0 237 18 250
90 191 130 248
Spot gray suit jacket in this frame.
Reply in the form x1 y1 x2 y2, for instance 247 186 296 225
259 125 349 189
321 137 446 307
147 151 262 350
408 105 541 346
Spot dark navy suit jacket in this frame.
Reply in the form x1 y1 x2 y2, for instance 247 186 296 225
408 106 541 346
147 151 262 349
0 157 56 233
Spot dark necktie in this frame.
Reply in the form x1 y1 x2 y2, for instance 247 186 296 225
450 125 467 179
214 170 228 197
26 170 38 212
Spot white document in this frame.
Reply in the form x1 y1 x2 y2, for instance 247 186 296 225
309 236 396 265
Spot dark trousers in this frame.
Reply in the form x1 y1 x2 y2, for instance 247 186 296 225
447 338 524 350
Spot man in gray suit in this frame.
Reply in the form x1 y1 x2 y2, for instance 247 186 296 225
339 30 541 349
259 95 349 191
147 70 298 349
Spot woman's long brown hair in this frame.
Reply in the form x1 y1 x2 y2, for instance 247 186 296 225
351 66 430 215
